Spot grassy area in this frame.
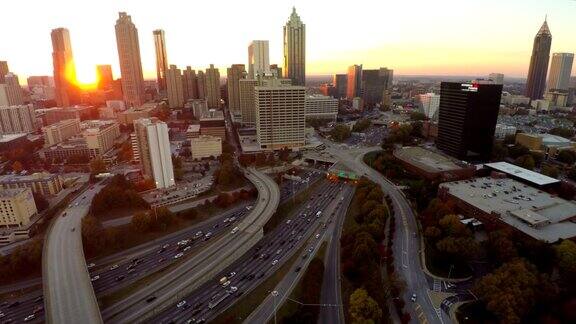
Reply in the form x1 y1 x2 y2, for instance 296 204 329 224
275 242 328 322
263 178 324 234
456 301 497 324
424 241 473 279
212 243 307 324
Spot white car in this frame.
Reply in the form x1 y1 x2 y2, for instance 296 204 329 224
177 300 187 308
231 227 239 234
91 275 100 282
315 233 321 239
183 246 191 252
87 263 96 269
24 314 35 322
411 294 417 302
174 253 184 259
222 280 231 287
272 260 279 266
110 264 119 270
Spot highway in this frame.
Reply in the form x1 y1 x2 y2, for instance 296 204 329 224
323 141 443 324
43 183 105 324
151 180 350 324
245 184 354 324
103 167 280 323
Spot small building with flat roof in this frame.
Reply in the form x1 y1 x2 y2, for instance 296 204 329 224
439 176 576 242
484 162 559 187
393 146 475 181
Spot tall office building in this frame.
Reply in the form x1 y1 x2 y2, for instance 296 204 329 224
51 28 78 107
333 74 347 99
0 73 24 106
132 118 174 188
255 78 305 150
27 76 53 88
248 41 270 79
239 79 259 126
488 73 504 85
96 65 114 90
361 68 393 106
42 118 81 147
283 7 306 86
205 64 221 109
417 93 441 121
226 64 245 115
0 105 36 135
269 64 282 78
436 82 503 161
525 19 552 100
182 67 198 101
166 65 184 108
0 61 9 84
115 12 145 107
197 71 206 99
346 65 362 99
153 29 169 93
547 53 574 91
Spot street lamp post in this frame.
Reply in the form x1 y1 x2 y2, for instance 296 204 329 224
272 290 279 324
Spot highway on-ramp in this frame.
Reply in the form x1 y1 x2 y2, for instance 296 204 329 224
43 183 105 324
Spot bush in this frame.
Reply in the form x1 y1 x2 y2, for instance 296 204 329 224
90 175 149 216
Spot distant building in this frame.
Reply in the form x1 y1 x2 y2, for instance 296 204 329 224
515 133 575 159
0 61 9 84
393 147 475 182
83 120 120 157
42 118 81 147
96 65 114 90
117 102 159 124
502 93 531 106
417 93 440 120
115 12 145 107
547 53 574 91
191 135 222 160
205 64 221 109
333 74 347 99
166 65 184 108
319 83 337 97
40 106 92 125
227 64 245 115
196 71 206 100
436 82 503 161
346 65 362 99
544 90 568 107
0 73 24 106
305 95 338 122
0 188 37 230
526 19 552 100
190 99 208 119
132 118 174 188
531 99 550 111
283 7 306 86
185 124 200 139
494 124 517 139
51 28 79 107
255 78 305 150
488 73 504 85
239 79 259 126
199 109 226 140
0 133 28 152
269 64 282 78
0 105 36 135
153 29 169 93
40 138 90 162
0 172 64 196
248 41 270 79
361 68 393 106
182 66 198 101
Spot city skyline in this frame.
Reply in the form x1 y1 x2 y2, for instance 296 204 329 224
2 0 576 86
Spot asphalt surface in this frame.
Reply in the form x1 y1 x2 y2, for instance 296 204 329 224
150 180 349 324
43 183 105 324
103 168 280 323
323 141 443 324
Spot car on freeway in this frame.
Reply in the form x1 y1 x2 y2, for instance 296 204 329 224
308 247 314 253
115 275 125 282
177 300 187 308
110 264 119 270
228 271 236 278
276 249 282 255
411 293 417 302
158 257 166 263
286 219 292 225
87 263 96 269
315 233 321 239
0 312 4 318
146 296 157 303
231 227 239 234
204 232 212 240
128 268 136 274
91 275 100 282
227 286 238 294
272 259 279 266
174 253 184 259
183 246 191 252
222 280 231 287
24 315 35 322
246 205 253 210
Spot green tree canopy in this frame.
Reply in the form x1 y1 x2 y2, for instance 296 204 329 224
349 288 382 324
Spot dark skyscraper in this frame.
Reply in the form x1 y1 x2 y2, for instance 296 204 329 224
346 65 362 99
333 74 347 98
436 82 502 161
525 19 552 100
361 68 393 106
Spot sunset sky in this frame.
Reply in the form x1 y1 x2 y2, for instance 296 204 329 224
3 0 576 85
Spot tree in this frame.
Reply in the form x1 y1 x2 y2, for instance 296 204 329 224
486 231 518 265
89 159 107 175
514 154 535 170
557 150 576 165
555 240 576 276
349 288 382 324
12 161 23 173
352 118 371 132
330 124 352 142
508 144 530 159
491 141 509 160
541 164 559 178
131 212 151 233
410 111 427 121
549 127 575 139
503 134 516 145
474 259 542 323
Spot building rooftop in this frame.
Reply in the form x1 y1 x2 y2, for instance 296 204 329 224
440 177 576 242
186 124 200 133
0 188 28 199
538 134 574 147
0 133 27 143
0 172 58 184
394 146 466 173
484 162 559 186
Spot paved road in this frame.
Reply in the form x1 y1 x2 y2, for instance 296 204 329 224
43 183 105 324
323 141 442 324
103 168 280 323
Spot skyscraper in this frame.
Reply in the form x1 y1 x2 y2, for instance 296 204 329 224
361 68 393 106
0 61 9 84
197 71 206 99
226 64 245 115
0 105 36 135
96 65 114 90
239 79 259 126
547 53 574 91
436 82 503 161
417 93 441 121
248 41 270 79
283 7 306 86
166 65 184 108
205 64 221 109
0 73 24 106
153 29 169 93
269 64 282 78
51 28 78 107
182 66 198 101
525 19 552 100
333 74 347 99
132 118 174 188
346 65 362 99
255 78 305 150
115 12 145 108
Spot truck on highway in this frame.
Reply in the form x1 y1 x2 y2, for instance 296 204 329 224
316 211 322 218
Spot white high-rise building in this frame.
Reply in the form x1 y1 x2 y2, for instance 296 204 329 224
305 95 338 121
166 65 184 108
0 73 24 106
255 78 305 150
115 12 145 108
488 73 504 85
248 41 270 79
418 93 441 121
132 118 174 188
547 53 574 91
0 105 36 135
